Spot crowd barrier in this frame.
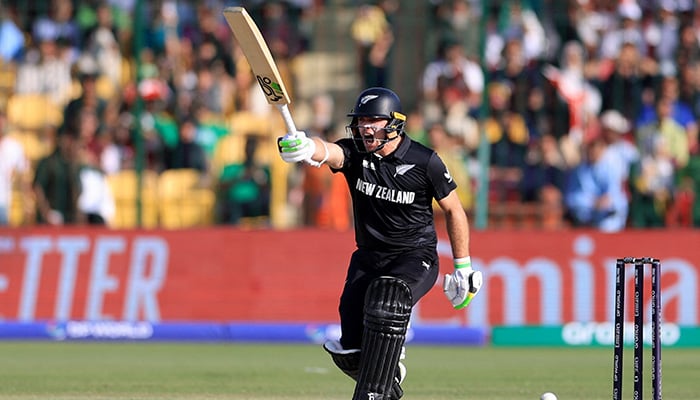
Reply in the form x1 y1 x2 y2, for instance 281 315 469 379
1 227 698 345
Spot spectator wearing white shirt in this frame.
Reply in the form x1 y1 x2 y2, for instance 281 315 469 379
78 150 115 226
599 1 647 60
600 109 639 181
421 37 484 124
14 30 72 107
0 110 30 226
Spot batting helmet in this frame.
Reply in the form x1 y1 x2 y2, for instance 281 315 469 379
346 87 406 152
348 87 405 124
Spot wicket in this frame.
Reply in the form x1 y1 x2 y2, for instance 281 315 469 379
612 257 662 400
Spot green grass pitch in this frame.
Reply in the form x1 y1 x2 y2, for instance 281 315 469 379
0 342 697 399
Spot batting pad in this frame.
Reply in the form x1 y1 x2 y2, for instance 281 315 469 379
353 276 412 400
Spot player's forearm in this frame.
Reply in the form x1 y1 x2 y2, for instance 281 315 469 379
310 138 344 169
444 207 470 259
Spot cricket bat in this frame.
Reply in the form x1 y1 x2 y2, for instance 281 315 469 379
222 6 299 137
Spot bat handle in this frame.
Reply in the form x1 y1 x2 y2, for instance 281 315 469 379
276 104 301 138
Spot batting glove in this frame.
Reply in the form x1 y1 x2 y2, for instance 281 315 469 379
278 132 316 164
443 257 483 309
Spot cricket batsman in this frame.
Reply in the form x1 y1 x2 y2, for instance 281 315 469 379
277 87 483 399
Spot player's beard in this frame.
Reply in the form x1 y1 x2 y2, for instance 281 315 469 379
353 135 392 153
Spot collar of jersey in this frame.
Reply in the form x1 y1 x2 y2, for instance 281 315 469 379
377 135 410 161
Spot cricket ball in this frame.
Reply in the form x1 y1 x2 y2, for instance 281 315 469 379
540 392 558 400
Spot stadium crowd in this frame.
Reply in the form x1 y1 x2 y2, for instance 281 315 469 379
0 0 699 231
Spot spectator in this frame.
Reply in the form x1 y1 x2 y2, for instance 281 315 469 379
677 61 700 122
63 55 109 131
72 108 102 165
165 116 208 173
216 134 270 225
0 4 25 62
350 0 397 88
543 40 602 144
0 110 30 225
564 133 629 232
600 109 639 180
637 74 698 154
670 154 700 227
636 95 690 170
31 0 81 63
497 1 547 64
493 37 546 138
297 93 350 230
77 148 115 226
675 23 700 73
520 133 569 204
257 0 307 60
33 128 83 225
428 0 480 62
193 62 226 115
110 111 136 172
599 1 646 60
191 100 230 162
137 74 174 171
572 0 610 59
421 37 484 123
520 133 570 229
301 127 352 231
629 135 675 227
427 122 473 211
15 26 73 107
82 2 123 89
403 108 429 146
650 2 680 66
598 41 651 124
483 81 529 202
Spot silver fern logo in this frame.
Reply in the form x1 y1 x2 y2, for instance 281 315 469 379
360 95 379 104
394 164 415 177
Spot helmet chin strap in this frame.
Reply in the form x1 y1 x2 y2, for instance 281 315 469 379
369 132 400 153
357 132 400 154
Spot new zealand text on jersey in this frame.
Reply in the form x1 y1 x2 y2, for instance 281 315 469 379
355 178 416 204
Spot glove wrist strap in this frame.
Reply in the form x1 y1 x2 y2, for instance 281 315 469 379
317 140 329 167
453 256 471 269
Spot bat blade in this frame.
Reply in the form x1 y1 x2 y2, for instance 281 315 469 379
223 6 298 134
222 6 291 105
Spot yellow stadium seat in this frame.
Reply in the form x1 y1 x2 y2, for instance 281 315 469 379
157 168 213 228
180 188 216 227
6 94 63 131
0 66 15 90
96 75 117 100
228 111 274 136
10 131 52 163
9 187 34 227
0 64 16 102
120 58 135 88
106 169 159 229
211 133 245 174
211 133 275 178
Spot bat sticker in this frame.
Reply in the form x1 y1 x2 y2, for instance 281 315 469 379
256 75 283 102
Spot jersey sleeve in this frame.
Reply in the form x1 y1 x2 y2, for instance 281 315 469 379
427 152 458 201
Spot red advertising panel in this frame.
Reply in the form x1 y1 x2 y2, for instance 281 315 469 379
1 227 698 327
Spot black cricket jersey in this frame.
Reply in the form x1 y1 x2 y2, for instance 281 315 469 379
331 136 458 252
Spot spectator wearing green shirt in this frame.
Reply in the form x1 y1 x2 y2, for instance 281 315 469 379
216 134 270 225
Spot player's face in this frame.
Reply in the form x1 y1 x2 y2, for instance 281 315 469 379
356 117 390 152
